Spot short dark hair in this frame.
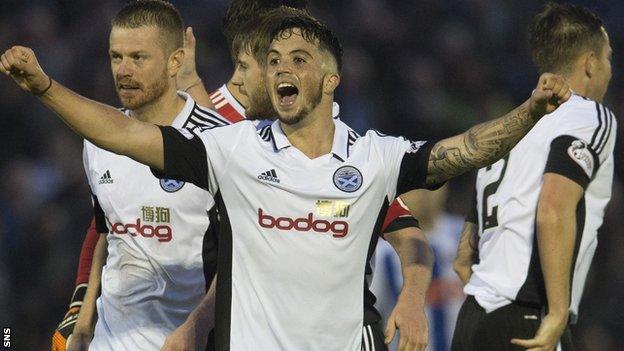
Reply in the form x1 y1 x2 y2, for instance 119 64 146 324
230 7 311 65
112 0 184 54
529 2 606 74
223 0 309 47
271 14 343 72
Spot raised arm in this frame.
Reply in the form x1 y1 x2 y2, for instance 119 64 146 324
176 27 215 109
0 46 164 170
426 73 571 185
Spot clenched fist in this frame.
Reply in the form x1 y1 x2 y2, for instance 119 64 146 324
0 46 51 95
528 73 572 119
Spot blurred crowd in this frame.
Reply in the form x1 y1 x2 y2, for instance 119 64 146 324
0 1 622 350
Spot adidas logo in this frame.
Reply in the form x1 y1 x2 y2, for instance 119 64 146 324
98 170 114 184
257 169 280 183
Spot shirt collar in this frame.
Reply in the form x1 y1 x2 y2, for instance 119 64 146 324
269 118 350 162
332 102 340 118
219 84 247 117
170 91 196 128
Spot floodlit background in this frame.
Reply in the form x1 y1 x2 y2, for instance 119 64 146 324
0 1 622 350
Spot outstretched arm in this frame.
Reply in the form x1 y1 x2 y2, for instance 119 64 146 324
0 46 164 170
425 73 571 185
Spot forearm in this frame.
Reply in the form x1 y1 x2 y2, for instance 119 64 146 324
38 80 162 167
186 275 217 330
40 80 140 151
536 208 575 317
387 229 433 304
427 100 537 184
453 221 478 285
74 233 108 334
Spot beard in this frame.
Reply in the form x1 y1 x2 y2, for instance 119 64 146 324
116 69 169 111
245 85 277 121
278 80 323 126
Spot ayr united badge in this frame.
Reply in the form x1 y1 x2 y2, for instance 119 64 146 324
160 178 185 193
333 166 363 193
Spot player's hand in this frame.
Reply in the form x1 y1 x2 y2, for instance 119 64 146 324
384 295 428 351
176 27 202 91
528 73 572 119
160 319 209 351
65 331 92 351
510 313 568 351
51 307 81 351
0 46 51 94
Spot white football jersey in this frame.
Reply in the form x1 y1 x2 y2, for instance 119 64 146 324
158 118 437 351
465 94 616 319
84 93 228 350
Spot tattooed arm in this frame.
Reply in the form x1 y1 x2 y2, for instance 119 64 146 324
453 221 479 285
426 73 571 185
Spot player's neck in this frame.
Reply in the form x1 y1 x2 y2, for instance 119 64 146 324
280 100 334 159
131 89 186 125
565 72 604 102
226 81 249 109
565 74 587 98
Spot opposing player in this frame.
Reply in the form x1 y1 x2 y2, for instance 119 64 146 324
452 3 615 351
1 10 571 351
176 0 309 119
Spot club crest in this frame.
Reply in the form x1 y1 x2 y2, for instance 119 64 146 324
333 166 363 193
160 178 185 193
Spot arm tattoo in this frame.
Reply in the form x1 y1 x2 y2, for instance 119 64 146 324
457 222 479 265
403 236 434 268
387 231 434 268
427 102 535 184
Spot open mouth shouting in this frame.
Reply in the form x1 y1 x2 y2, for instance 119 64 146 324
276 82 299 109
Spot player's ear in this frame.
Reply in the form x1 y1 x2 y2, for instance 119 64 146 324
323 73 340 95
168 48 185 77
584 51 596 79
